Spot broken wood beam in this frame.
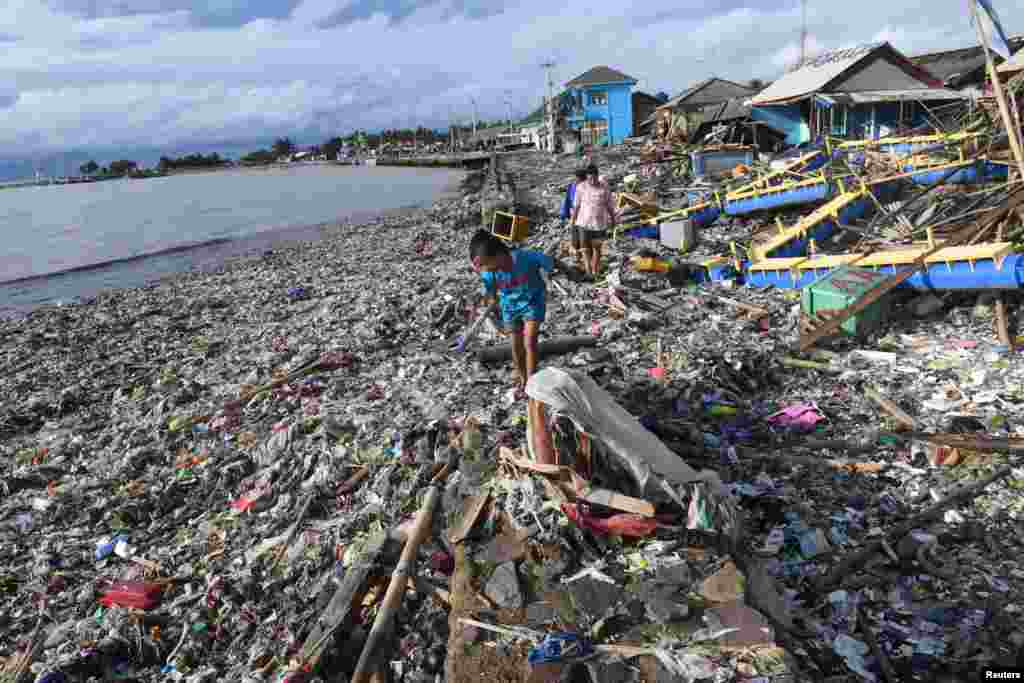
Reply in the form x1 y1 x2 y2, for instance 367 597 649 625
800 190 1024 351
299 532 399 673
351 467 453 683
735 448 887 473
884 432 1024 453
814 466 1012 592
864 387 918 431
475 336 597 363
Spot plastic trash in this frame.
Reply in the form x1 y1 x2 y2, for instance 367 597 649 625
99 581 163 610
95 535 129 560
527 632 594 664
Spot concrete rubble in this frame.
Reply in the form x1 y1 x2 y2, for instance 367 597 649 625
1 127 1024 683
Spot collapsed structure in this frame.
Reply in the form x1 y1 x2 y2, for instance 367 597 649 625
4 36 1024 683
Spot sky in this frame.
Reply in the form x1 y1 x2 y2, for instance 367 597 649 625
1 0 1023 174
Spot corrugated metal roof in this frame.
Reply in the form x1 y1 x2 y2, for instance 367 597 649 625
911 37 1024 85
658 78 757 111
701 97 752 121
835 88 970 103
751 42 885 104
565 66 637 87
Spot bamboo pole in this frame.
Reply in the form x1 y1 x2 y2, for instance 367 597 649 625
350 465 452 683
971 1 1024 179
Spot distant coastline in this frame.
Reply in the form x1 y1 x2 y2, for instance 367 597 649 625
0 159 371 191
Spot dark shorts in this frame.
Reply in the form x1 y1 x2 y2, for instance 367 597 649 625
573 226 607 247
502 302 546 333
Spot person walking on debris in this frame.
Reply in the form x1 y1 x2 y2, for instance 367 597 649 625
470 230 554 393
561 167 589 268
570 163 617 280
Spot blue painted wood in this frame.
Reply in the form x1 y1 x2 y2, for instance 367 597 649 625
724 181 832 216
743 254 1024 290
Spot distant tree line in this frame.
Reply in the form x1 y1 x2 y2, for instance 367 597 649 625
158 153 229 172
78 159 140 177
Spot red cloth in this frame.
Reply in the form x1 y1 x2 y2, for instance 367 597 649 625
561 503 658 537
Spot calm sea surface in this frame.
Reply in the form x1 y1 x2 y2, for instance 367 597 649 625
0 164 462 314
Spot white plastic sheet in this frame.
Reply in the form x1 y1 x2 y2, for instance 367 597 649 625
525 367 721 493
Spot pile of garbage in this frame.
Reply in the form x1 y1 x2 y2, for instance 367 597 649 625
1 145 1023 683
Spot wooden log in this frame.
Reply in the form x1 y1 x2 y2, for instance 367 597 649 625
299 532 399 672
864 387 918 431
475 336 597 363
351 468 451 682
814 467 1012 592
449 493 491 545
579 488 656 517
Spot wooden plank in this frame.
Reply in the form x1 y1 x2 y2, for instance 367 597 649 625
449 493 491 544
299 531 399 672
580 488 656 518
798 194 1024 351
864 387 918 431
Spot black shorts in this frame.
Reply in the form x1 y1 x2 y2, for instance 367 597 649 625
573 226 607 246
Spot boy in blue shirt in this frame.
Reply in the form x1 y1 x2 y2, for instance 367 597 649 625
470 230 554 392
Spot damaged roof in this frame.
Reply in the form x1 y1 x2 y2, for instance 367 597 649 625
565 65 638 87
700 97 753 122
657 78 758 112
999 48 1024 73
751 42 944 106
912 37 1024 86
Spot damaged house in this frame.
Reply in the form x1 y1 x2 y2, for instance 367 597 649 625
688 98 788 153
750 42 970 146
647 77 759 141
631 91 665 137
910 36 1024 91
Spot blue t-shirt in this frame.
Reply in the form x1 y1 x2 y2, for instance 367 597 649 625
480 250 554 321
560 182 577 220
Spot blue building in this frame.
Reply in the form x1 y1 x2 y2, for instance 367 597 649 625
562 66 638 146
750 42 969 146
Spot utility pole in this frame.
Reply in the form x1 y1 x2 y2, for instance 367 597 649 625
541 60 558 154
800 0 808 67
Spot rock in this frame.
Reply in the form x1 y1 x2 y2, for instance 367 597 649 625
744 560 793 630
523 662 567 683
636 583 689 624
708 603 775 649
567 576 624 620
585 659 636 683
973 292 997 318
525 601 561 625
539 554 570 583
699 560 745 604
652 561 691 587
910 294 944 317
485 562 523 609
476 527 527 566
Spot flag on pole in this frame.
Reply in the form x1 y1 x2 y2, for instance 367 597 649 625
974 0 1013 60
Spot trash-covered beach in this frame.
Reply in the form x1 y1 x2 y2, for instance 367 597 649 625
2 138 1024 683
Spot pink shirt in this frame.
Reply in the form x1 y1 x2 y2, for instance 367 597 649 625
572 180 616 230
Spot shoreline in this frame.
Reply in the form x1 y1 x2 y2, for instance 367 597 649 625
2 148 1021 682
0 166 471 316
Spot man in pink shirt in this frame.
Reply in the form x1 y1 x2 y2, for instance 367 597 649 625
570 164 617 279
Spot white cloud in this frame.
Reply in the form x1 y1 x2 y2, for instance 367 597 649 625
1 0 1023 158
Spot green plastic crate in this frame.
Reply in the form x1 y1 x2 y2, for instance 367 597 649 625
801 266 891 337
